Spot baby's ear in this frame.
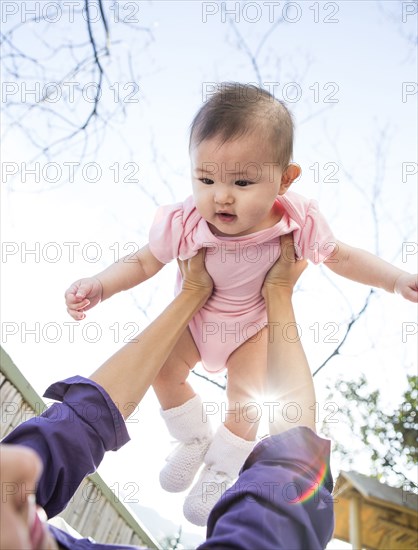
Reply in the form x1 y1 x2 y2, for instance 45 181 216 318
279 163 301 195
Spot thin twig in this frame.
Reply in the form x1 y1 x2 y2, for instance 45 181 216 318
313 289 375 377
191 370 226 391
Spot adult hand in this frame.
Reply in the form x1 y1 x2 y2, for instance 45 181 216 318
0 445 59 549
262 232 308 299
178 248 213 299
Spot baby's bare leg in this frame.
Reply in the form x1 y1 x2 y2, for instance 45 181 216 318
154 328 210 494
152 327 200 409
183 330 268 525
225 327 268 441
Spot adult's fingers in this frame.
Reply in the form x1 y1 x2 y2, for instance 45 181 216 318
280 232 298 262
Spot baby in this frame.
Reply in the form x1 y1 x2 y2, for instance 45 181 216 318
65 82 417 526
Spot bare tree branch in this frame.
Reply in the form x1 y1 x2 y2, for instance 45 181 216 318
313 289 375 377
1 1 154 179
191 370 227 391
227 18 264 86
83 0 107 128
225 15 336 126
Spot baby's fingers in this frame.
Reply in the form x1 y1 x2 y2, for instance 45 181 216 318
73 298 91 311
65 292 84 306
67 307 86 320
66 301 90 320
64 283 82 303
66 296 91 319
402 287 418 303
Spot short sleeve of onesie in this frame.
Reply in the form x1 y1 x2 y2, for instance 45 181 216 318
279 192 337 264
148 196 208 263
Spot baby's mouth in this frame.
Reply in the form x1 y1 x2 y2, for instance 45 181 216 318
216 212 236 222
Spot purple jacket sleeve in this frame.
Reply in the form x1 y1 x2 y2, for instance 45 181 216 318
48 524 143 549
2 376 130 519
200 427 334 550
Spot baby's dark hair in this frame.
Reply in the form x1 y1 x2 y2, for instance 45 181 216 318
189 82 294 168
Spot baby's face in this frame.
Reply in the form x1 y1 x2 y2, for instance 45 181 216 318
190 130 285 237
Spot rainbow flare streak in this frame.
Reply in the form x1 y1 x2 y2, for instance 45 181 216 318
292 461 329 504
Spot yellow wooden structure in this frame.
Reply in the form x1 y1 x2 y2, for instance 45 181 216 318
333 470 418 549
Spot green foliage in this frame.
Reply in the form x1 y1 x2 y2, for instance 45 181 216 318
322 374 417 490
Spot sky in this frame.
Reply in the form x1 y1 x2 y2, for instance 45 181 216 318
1 0 417 547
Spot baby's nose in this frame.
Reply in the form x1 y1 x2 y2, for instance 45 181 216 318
214 189 234 204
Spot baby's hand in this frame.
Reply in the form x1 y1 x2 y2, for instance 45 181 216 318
394 273 418 303
64 277 103 320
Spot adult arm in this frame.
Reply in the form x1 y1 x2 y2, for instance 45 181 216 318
200 234 334 550
201 427 334 550
4 249 213 518
262 234 316 434
89 248 213 413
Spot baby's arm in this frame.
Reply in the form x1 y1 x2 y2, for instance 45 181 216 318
96 244 164 299
65 244 165 319
324 240 418 302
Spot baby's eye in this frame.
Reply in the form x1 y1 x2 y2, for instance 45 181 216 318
235 180 252 187
200 178 214 185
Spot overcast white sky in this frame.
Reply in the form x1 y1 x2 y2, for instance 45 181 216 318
1 1 417 546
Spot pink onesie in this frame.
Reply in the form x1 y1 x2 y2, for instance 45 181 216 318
149 191 336 373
